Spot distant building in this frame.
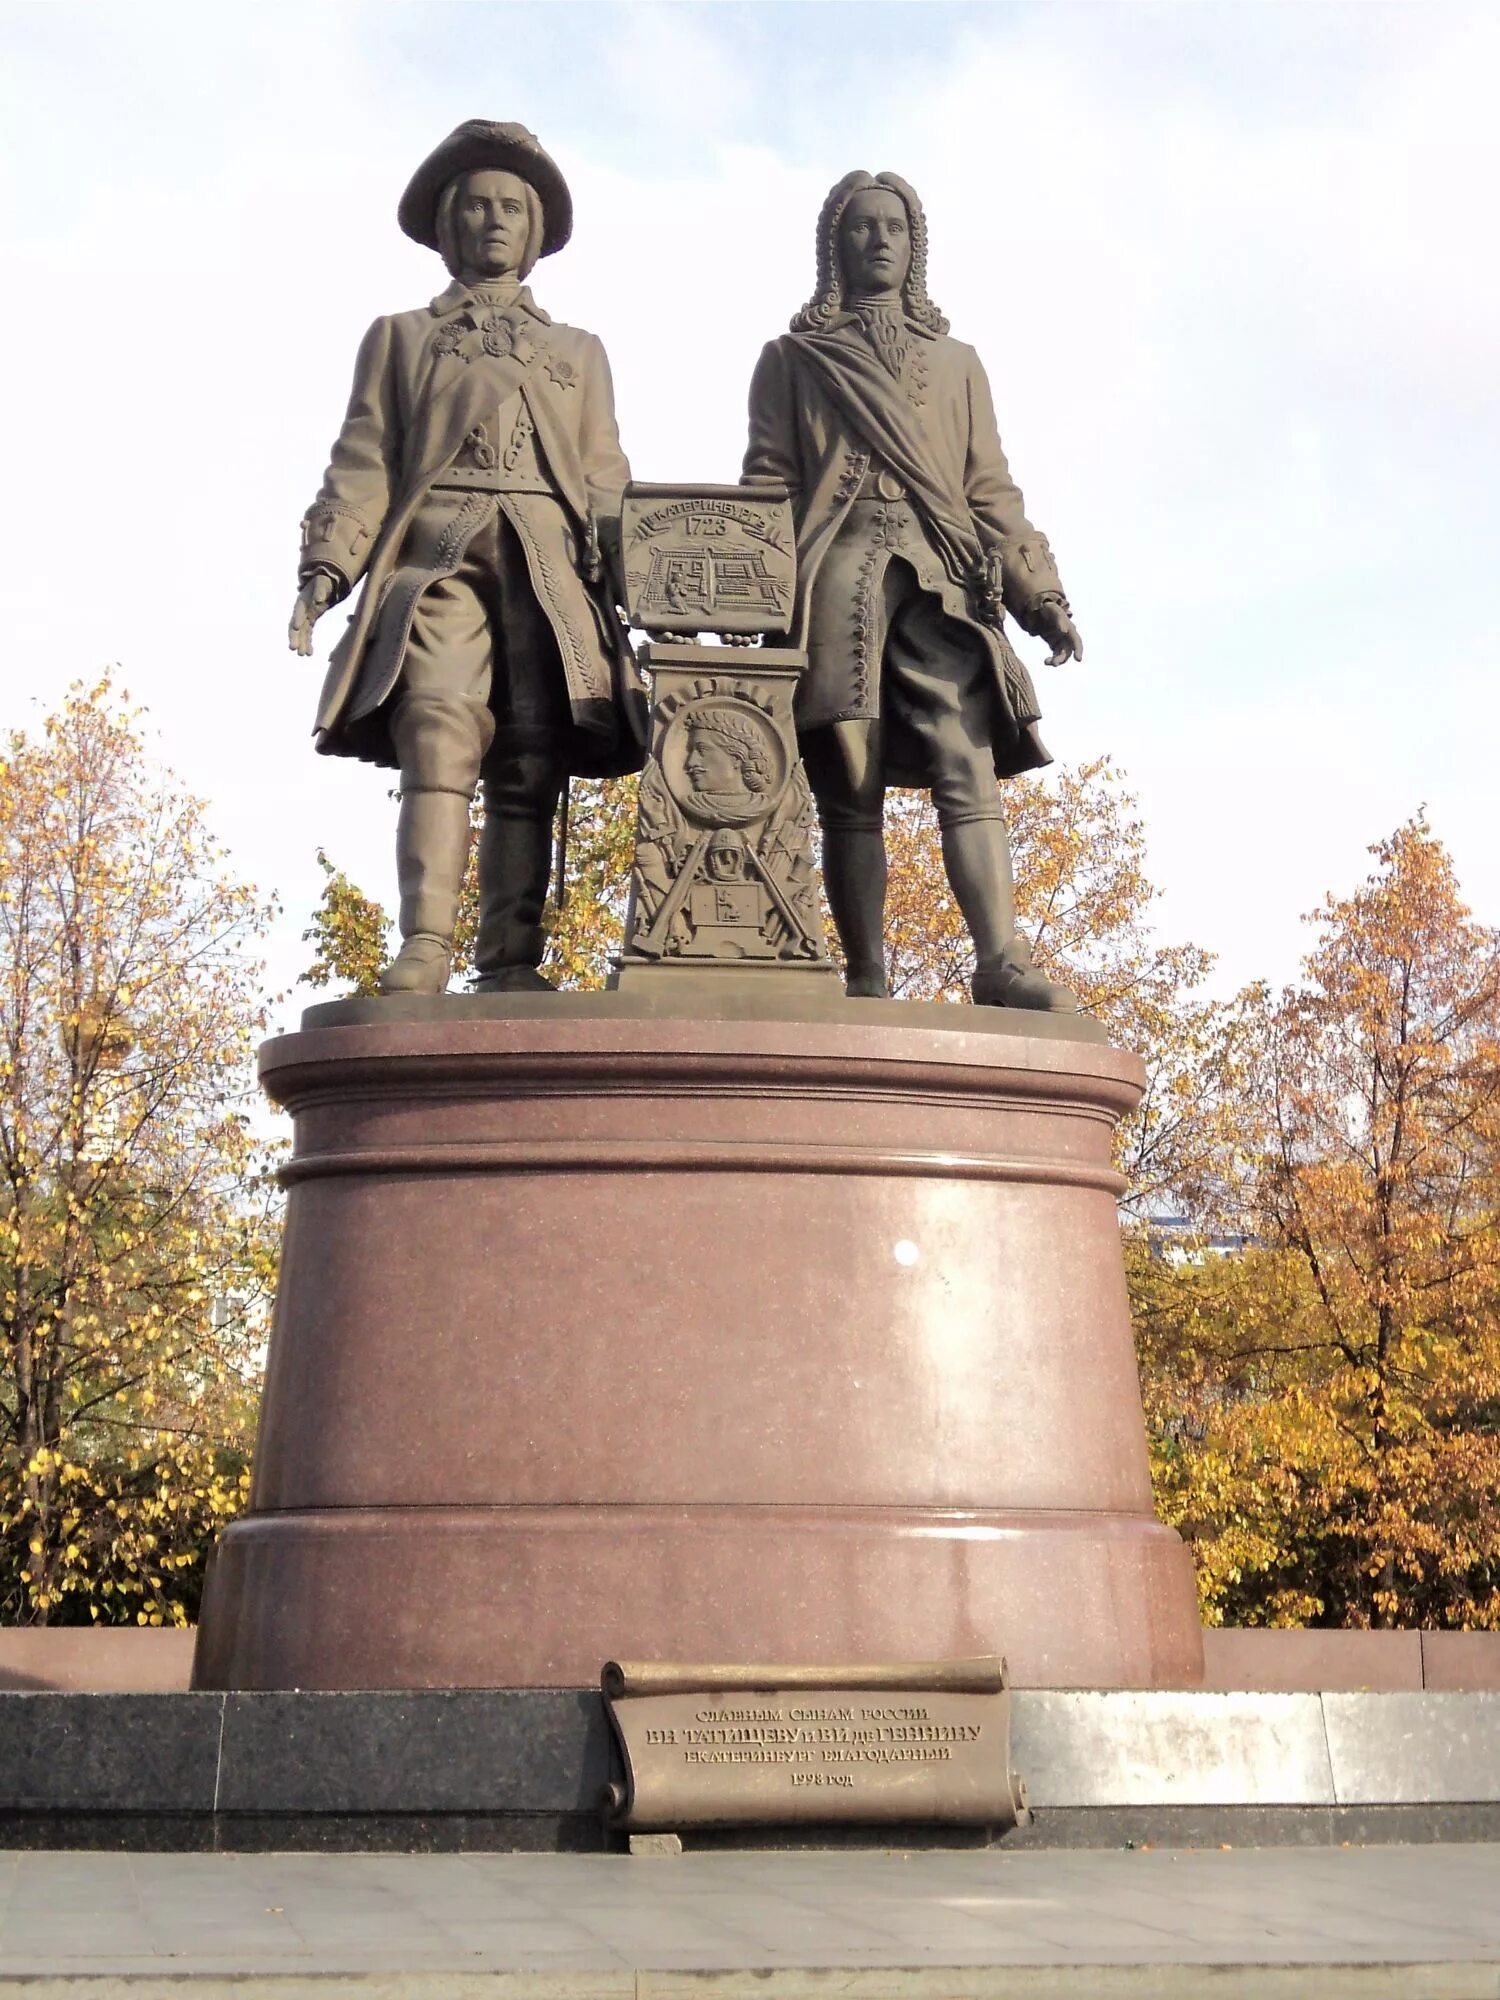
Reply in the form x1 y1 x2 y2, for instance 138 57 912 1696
1141 1213 1255 1265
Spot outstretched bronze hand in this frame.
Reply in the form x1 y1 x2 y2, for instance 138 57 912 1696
1036 597 1084 668
288 572 339 657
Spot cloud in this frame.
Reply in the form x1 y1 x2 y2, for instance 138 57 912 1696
600 2 757 136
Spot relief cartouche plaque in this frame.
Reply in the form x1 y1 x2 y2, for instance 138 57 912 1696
621 483 795 638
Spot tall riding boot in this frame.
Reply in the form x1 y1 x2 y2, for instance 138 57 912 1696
940 816 1078 1012
378 787 474 996
820 824 889 999
472 806 558 993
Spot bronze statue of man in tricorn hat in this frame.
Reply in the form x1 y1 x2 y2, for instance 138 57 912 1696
744 170 1084 1009
289 120 643 994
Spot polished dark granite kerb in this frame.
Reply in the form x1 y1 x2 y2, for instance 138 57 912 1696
3 1689 1500 1853
0 1690 612 1824
0 1692 221 1812
0 1811 609 1854
216 1689 609 1814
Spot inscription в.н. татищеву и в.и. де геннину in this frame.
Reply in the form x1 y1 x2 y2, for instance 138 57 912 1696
656 1702 984 1772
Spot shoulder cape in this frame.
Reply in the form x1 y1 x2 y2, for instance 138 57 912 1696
784 326 984 587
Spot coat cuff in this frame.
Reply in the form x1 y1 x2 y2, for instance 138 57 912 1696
998 532 1068 635
297 561 349 603
299 501 374 589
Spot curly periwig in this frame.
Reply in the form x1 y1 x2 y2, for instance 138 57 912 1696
789 171 948 336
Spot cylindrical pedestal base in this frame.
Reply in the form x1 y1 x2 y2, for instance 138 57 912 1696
194 994 1203 1692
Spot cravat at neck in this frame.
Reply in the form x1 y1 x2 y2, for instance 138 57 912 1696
853 301 909 377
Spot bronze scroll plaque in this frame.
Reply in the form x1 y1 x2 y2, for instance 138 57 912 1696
602 1658 1028 1831
620 483 796 637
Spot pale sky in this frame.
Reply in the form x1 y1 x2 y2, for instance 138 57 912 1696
2 1 1495 1027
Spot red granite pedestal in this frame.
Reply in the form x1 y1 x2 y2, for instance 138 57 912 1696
192 993 1203 1693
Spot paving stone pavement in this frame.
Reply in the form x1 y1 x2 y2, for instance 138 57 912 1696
0 1845 1497 1996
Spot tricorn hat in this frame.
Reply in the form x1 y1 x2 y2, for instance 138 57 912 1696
397 119 573 258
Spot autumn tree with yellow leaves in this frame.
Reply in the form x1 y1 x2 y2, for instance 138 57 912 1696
880 760 1247 1216
0 680 277 1625
1136 819 1500 1629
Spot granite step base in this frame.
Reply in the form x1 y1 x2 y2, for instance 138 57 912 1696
1 1688 1497 1852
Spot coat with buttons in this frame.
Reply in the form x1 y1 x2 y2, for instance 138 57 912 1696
742 321 1066 769
300 281 642 773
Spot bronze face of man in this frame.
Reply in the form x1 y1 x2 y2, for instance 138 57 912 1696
289 120 642 995
743 171 1083 1008
838 187 912 295
446 169 536 278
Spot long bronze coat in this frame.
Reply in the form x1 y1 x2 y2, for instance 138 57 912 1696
301 280 641 772
743 319 1066 774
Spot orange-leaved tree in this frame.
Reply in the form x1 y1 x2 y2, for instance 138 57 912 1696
0 678 278 1625
1135 818 1500 1628
883 761 1248 1216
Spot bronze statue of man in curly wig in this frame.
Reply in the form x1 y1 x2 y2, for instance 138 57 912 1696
743 171 1083 1008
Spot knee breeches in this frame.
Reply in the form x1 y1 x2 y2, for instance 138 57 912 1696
389 508 569 800
804 559 1006 831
